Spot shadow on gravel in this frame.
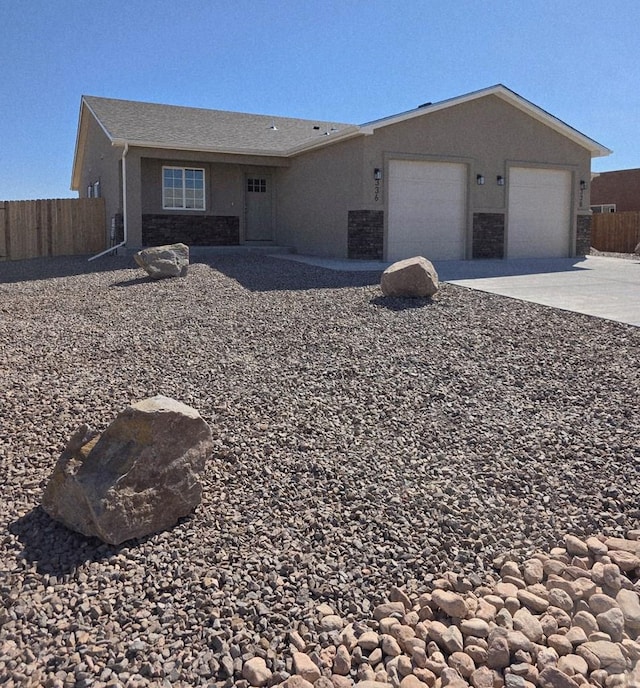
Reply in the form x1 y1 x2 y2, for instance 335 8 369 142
198 255 381 292
0 254 133 284
9 507 166 574
370 295 435 311
110 275 154 288
10 507 117 573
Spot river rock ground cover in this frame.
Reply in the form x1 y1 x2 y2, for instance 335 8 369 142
0 254 639 687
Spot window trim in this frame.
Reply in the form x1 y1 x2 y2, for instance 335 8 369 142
87 180 101 198
590 203 616 213
247 177 267 193
162 166 206 211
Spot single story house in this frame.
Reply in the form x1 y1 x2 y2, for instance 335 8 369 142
590 168 640 213
71 85 611 261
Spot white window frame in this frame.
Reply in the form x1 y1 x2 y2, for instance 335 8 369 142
87 180 101 198
162 166 206 211
590 204 616 213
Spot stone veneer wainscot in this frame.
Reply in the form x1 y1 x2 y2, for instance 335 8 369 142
142 215 240 246
347 210 384 260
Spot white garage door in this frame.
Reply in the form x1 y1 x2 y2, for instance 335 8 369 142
507 167 572 258
387 160 467 261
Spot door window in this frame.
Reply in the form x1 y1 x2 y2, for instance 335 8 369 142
247 178 267 193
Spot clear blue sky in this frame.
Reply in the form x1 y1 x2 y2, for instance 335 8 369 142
1 0 638 200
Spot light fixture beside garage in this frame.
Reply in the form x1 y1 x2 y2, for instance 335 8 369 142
580 180 587 190
497 175 505 186
476 174 485 185
374 168 382 180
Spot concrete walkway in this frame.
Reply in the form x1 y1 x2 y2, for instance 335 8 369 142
273 254 640 327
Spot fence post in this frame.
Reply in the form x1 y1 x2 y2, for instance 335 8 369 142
0 202 6 259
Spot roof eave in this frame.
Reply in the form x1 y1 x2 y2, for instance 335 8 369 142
285 127 363 155
360 84 612 159
70 99 88 190
109 139 292 157
108 126 363 158
71 97 117 190
490 87 612 158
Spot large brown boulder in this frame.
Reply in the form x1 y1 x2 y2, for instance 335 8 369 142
381 256 439 298
134 243 189 279
41 395 212 545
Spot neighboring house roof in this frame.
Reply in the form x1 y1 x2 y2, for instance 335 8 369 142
71 85 611 190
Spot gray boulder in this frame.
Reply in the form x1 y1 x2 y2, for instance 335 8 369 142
42 395 212 545
134 243 189 279
381 256 439 298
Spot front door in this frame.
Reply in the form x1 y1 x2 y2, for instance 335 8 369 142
245 175 274 241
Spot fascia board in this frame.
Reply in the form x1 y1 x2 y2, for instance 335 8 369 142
109 127 363 158
285 128 363 155
83 97 116 141
110 138 291 158
70 101 89 190
359 86 501 133
360 84 612 158
490 88 612 158
71 98 116 190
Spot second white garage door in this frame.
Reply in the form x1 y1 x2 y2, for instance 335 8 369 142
507 167 572 258
387 160 467 261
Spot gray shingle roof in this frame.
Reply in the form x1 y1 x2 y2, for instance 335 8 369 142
83 96 358 154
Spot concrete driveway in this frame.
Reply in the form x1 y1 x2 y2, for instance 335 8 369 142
275 254 640 327
440 255 640 327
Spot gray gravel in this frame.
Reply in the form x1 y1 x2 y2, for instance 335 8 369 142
1 253 639 687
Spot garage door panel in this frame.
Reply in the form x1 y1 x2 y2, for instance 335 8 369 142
507 168 571 258
388 160 467 261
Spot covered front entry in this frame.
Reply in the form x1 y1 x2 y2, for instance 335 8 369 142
387 160 467 261
245 175 274 241
507 167 572 258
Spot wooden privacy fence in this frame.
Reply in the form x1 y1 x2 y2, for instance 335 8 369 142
591 211 640 254
0 198 106 261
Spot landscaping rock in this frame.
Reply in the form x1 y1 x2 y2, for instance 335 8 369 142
134 242 189 279
243 657 273 687
3 253 640 687
41 395 212 544
380 256 439 297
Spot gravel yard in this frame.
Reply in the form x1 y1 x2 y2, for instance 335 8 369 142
1 253 639 687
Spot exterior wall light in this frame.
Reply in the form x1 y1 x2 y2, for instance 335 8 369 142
497 175 505 186
580 180 587 190
374 168 382 180
476 174 485 185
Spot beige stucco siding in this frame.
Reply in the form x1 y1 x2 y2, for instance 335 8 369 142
277 95 591 257
276 95 592 259
77 113 122 243
364 95 592 213
127 149 288 246
277 137 365 257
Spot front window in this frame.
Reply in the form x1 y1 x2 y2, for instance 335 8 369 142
163 167 205 210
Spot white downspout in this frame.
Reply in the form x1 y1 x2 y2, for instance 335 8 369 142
88 143 129 261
